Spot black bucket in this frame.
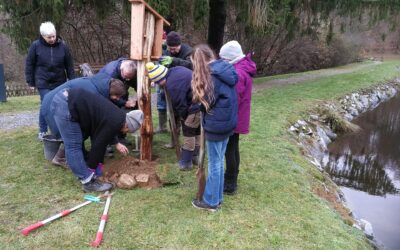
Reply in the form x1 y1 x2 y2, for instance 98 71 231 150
43 135 63 160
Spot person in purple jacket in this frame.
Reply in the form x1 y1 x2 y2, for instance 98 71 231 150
219 40 257 195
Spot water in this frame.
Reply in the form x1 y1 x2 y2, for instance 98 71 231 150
325 94 400 250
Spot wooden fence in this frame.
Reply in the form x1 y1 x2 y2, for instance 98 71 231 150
5 63 104 97
6 85 38 97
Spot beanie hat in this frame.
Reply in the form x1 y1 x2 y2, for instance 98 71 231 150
146 62 168 83
126 110 144 133
166 31 181 46
219 40 245 64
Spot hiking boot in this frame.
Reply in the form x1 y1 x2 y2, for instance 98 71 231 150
191 198 218 212
223 181 237 195
82 178 113 192
178 149 193 171
52 156 68 168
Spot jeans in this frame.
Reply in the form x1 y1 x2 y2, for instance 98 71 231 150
38 88 51 133
203 138 229 207
225 133 240 183
156 85 166 111
47 91 93 183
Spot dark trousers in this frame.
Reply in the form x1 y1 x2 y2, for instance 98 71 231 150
224 133 240 183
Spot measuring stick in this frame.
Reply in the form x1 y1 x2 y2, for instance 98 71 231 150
91 191 112 247
21 197 98 236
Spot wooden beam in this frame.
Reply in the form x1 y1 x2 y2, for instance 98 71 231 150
130 2 145 60
129 0 170 26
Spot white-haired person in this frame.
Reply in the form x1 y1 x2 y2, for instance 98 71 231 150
99 58 138 147
25 21 75 141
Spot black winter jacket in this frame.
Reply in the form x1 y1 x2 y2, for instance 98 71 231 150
67 88 126 168
25 36 75 89
165 43 193 69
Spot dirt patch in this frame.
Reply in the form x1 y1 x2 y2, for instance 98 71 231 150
312 184 354 225
100 156 162 189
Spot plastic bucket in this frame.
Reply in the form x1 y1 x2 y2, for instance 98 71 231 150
43 135 63 160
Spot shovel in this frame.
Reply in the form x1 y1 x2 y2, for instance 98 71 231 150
195 125 206 201
164 87 181 159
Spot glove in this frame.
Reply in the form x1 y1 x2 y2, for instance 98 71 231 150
160 56 173 66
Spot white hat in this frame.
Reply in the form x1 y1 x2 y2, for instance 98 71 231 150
126 110 144 133
219 40 245 64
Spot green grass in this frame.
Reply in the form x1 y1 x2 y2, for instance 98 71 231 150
0 95 40 113
2 60 400 249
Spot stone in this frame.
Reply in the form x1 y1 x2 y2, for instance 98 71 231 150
117 174 137 189
136 174 150 183
360 219 374 239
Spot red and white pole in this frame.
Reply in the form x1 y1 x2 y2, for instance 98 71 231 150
91 191 112 247
21 199 94 236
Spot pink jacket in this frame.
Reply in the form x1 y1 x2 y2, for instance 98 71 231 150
233 54 256 134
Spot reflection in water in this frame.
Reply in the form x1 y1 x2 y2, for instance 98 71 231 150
326 152 398 196
326 94 400 195
325 94 400 250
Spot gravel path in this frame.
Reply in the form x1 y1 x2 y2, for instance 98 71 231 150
0 93 158 131
0 110 38 131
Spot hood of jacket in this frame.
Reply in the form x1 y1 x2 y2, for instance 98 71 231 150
235 54 257 77
89 72 112 97
209 59 238 87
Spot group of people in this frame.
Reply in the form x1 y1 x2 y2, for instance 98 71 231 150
26 21 256 211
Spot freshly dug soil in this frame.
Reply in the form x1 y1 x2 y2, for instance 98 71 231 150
100 156 162 189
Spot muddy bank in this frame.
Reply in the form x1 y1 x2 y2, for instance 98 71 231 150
289 78 400 248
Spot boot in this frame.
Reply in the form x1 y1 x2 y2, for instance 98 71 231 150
52 144 68 168
154 110 168 134
192 145 200 165
82 176 113 192
178 148 194 171
223 178 237 195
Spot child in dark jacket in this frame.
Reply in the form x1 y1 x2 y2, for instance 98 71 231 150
190 44 238 211
219 40 257 195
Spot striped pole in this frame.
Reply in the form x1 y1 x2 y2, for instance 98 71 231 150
91 191 112 247
21 194 103 236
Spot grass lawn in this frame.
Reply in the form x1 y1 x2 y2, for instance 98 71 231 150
1 60 399 249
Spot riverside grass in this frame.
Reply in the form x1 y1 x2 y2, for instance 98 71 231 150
1 60 400 249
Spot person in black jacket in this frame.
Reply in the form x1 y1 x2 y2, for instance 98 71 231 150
42 88 144 192
25 21 75 141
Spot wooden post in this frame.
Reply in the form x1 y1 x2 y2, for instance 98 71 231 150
129 0 170 161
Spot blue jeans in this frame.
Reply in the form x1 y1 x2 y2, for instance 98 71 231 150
38 88 51 133
156 85 166 111
203 138 229 207
46 91 93 183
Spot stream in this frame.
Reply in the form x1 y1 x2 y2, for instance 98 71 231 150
325 94 400 250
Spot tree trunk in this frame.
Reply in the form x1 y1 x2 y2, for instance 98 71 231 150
207 0 226 53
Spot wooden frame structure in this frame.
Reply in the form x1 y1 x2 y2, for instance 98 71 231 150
129 0 170 161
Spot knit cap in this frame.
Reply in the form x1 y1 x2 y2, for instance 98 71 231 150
166 31 181 46
219 40 245 64
146 62 168 83
126 110 144 133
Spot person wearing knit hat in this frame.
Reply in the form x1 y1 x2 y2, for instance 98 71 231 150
126 110 144 133
219 40 257 196
219 40 246 64
160 31 193 70
146 62 168 84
